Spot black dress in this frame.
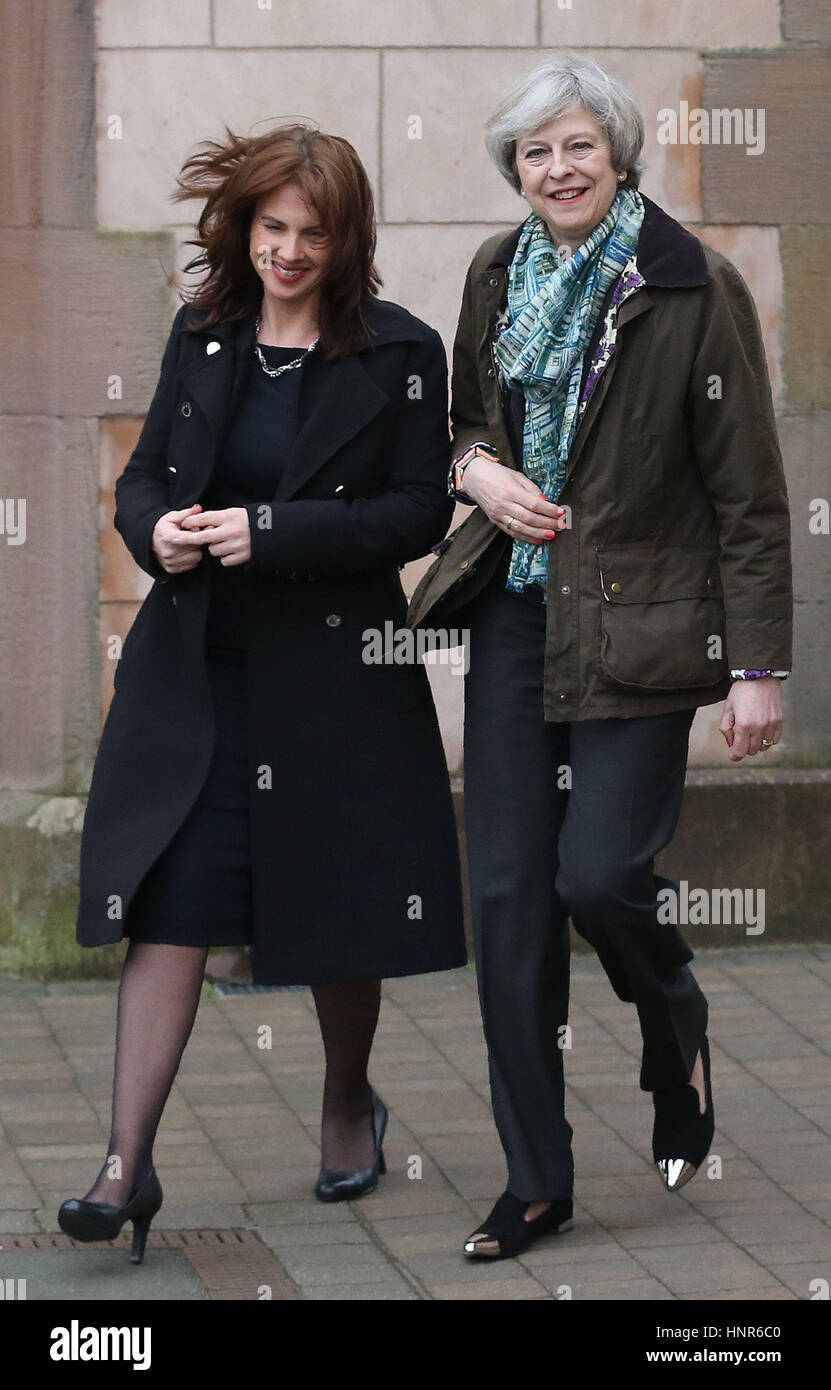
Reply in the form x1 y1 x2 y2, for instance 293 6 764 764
124 343 305 946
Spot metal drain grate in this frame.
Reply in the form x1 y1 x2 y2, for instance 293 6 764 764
211 982 309 995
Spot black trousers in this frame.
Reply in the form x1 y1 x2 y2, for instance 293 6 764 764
462 564 708 1201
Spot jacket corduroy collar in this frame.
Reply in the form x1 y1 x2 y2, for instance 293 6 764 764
486 192 709 289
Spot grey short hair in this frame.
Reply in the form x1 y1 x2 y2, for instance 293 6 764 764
485 55 646 193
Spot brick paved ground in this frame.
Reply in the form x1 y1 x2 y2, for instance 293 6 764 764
1 945 830 1301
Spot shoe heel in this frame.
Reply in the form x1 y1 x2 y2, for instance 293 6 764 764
378 1148 387 1175
129 1214 152 1265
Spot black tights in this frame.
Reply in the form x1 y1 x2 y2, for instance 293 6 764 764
82 942 381 1205
312 979 381 1170
82 942 208 1205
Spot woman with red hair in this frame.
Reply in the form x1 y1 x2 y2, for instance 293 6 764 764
60 124 465 1262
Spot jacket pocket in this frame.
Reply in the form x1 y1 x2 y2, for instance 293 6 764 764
596 544 727 690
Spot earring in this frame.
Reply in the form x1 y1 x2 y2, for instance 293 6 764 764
520 189 527 198
618 172 626 182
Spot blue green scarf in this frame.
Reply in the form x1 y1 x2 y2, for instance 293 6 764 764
493 186 645 593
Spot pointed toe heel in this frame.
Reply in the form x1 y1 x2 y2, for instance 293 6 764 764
652 1037 714 1193
315 1088 388 1203
57 1168 163 1263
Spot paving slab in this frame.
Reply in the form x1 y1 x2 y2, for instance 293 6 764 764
1 946 829 1300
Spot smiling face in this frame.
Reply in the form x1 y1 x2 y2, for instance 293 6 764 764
515 107 622 254
248 181 333 315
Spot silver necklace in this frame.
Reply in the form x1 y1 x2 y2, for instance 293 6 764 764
253 315 318 378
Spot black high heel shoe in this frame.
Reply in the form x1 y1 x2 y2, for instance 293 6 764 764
463 1191 574 1260
315 1088 388 1203
58 1167 163 1264
652 1036 715 1192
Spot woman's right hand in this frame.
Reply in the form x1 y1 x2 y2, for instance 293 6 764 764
152 504 205 573
461 455 567 543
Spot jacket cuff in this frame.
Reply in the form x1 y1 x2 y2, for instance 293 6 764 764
122 505 172 581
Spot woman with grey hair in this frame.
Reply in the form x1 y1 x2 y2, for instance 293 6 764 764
408 55 792 1259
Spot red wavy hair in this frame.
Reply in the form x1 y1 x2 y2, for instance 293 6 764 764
171 122 382 358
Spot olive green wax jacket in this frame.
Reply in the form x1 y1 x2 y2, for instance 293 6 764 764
406 194 793 721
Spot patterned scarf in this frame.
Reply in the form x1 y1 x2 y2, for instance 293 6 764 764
494 186 645 593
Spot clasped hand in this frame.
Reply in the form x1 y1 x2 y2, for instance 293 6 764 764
151 504 252 573
460 455 567 542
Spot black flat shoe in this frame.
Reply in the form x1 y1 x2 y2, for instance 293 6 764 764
315 1088 388 1203
463 1191 574 1260
57 1167 163 1264
652 1036 715 1192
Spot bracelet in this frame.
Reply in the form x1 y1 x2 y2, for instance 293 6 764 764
729 669 790 680
450 442 500 496
451 440 500 466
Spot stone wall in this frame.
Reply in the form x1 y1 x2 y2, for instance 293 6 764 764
1 1 828 975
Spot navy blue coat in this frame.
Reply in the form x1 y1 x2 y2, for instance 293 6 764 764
76 297 467 984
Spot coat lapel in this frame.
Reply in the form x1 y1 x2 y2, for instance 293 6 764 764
275 352 390 502
176 315 251 499
176 309 396 504
562 289 654 486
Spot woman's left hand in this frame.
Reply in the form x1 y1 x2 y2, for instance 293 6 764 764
179 507 252 565
718 677 783 761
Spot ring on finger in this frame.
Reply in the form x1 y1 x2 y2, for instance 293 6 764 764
505 515 515 530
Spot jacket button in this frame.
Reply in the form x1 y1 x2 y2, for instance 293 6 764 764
707 577 715 588
488 277 499 287
206 341 221 355
558 693 566 701
610 581 622 594
459 560 469 569
180 401 192 417
487 367 495 377
561 584 570 595
326 614 342 627
172 595 177 606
